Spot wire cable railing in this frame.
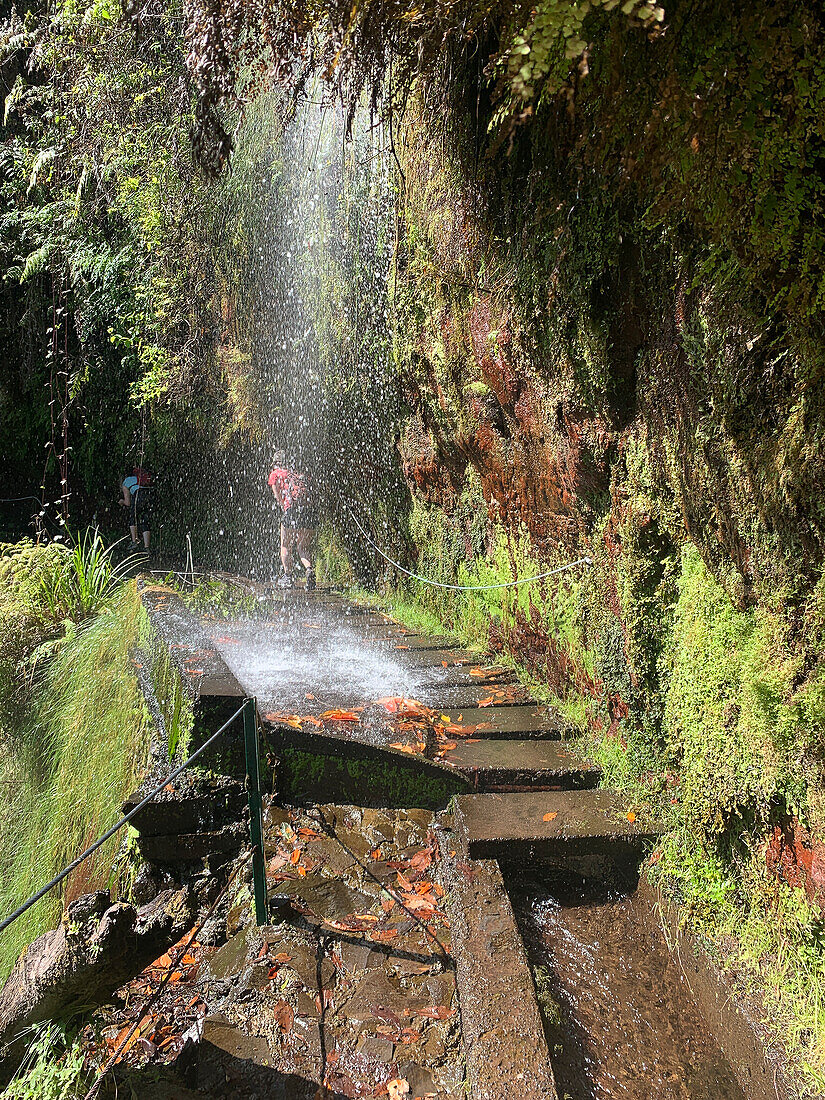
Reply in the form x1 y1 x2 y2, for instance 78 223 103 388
349 510 593 592
0 698 264 937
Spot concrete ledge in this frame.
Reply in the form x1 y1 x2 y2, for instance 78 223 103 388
137 582 246 700
265 720 471 810
439 833 557 1100
456 789 661 862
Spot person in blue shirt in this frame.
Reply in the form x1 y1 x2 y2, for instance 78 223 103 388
119 467 152 553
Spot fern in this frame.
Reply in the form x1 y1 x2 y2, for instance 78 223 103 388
19 240 54 284
26 147 56 195
19 239 54 284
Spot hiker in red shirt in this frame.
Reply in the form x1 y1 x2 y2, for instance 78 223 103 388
268 450 317 590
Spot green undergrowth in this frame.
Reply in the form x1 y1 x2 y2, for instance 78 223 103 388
1 1022 88 1100
357 525 825 1094
0 542 151 981
166 574 258 618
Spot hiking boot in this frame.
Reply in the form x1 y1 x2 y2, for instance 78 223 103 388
276 574 294 589
305 570 316 591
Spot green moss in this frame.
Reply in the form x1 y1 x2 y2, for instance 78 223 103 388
0 581 150 981
276 746 467 810
663 546 811 829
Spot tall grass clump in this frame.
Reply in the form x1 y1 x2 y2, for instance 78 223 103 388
0 582 150 981
34 530 136 623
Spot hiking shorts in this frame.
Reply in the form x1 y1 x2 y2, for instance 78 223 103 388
281 501 318 531
129 491 151 534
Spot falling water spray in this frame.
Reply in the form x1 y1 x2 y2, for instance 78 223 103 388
201 90 402 583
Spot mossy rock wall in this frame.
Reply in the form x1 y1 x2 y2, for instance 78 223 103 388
386 6 825 1087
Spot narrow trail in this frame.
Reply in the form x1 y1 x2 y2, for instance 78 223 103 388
120 580 761 1100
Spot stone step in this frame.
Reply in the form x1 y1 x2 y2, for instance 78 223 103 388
365 630 459 651
136 820 248 863
379 646 481 669
455 789 661 862
438 706 571 739
426 682 535 709
443 739 600 792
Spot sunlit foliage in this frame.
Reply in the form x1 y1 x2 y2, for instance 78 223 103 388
1 0 217 520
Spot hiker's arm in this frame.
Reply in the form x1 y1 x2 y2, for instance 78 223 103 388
119 484 130 507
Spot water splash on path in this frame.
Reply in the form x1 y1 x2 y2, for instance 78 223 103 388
212 615 424 712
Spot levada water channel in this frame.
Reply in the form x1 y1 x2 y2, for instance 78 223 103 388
118 576 771 1100
0 92 785 1100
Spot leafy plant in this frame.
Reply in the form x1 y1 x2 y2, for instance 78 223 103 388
33 530 136 623
2 1021 88 1100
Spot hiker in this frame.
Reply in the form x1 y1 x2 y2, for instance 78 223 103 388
267 450 317 590
119 466 151 553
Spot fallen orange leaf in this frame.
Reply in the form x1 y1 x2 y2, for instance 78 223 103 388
264 712 303 729
543 812 558 822
410 1005 455 1020
273 1000 294 1032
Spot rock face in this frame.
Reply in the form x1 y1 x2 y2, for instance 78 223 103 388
0 887 195 1080
388 17 825 908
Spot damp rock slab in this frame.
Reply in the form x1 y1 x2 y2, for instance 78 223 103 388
438 706 573 739
440 846 558 1100
447 739 601 792
138 582 245 698
455 789 661 860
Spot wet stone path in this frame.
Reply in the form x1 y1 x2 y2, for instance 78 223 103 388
200 803 461 1099
115 583 754 1100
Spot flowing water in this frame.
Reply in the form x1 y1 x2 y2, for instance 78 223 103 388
212 614 424 712
509 870 746 1100
209 599 454 716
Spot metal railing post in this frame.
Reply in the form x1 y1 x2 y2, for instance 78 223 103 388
243 697 268 926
